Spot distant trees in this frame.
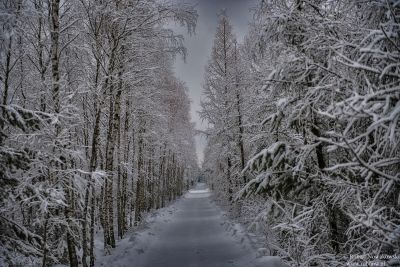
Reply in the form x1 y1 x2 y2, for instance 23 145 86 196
201 12 247 203
202 1 399 266
0 0 198 266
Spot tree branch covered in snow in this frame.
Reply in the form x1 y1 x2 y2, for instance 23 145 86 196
202 0 400 266
0 0 199 266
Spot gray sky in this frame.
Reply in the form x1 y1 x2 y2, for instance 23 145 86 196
172 0 257 166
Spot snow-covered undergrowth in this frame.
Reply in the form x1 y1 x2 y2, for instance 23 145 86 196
213 195 288 267
94 199 182 266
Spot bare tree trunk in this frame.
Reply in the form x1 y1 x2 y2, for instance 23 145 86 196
14 0 25 107
100 175 109 249
50 0 60 113
147 148 154 211
33 0 47 112
166 153 173 202
82 38 103 266
100 33 120 248
118 95 130 237
121 108 129 234
2 36 12 108
135 117 145 224
49 0 78 265
89 184 96 267
129 131 135 227
41 215 48 267
117 96 129 238
104 91 118 248
227 157 233 202
160 146 167 208
65 182 78 267
233 42 246 183
117 113 122 238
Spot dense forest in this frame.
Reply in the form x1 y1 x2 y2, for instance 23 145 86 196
201 0 399 266
0 0 199 266
1 0 399 266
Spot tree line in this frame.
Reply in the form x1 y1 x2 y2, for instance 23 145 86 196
201 1 399 266
0 0 198 266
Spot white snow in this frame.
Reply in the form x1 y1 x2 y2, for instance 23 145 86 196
94 183 286 267
188 188 211 194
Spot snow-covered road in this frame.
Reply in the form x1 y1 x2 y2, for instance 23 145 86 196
96 183 284 267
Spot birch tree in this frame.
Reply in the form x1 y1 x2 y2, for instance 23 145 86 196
0 0 198 266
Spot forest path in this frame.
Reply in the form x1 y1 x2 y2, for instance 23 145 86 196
95 183 273 267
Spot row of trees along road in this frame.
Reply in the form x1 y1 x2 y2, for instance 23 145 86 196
201 2 399 266
0 0 199 266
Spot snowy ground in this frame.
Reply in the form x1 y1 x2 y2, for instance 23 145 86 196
95 183 286 267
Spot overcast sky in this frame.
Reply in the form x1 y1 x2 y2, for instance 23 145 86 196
172 0 257 166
